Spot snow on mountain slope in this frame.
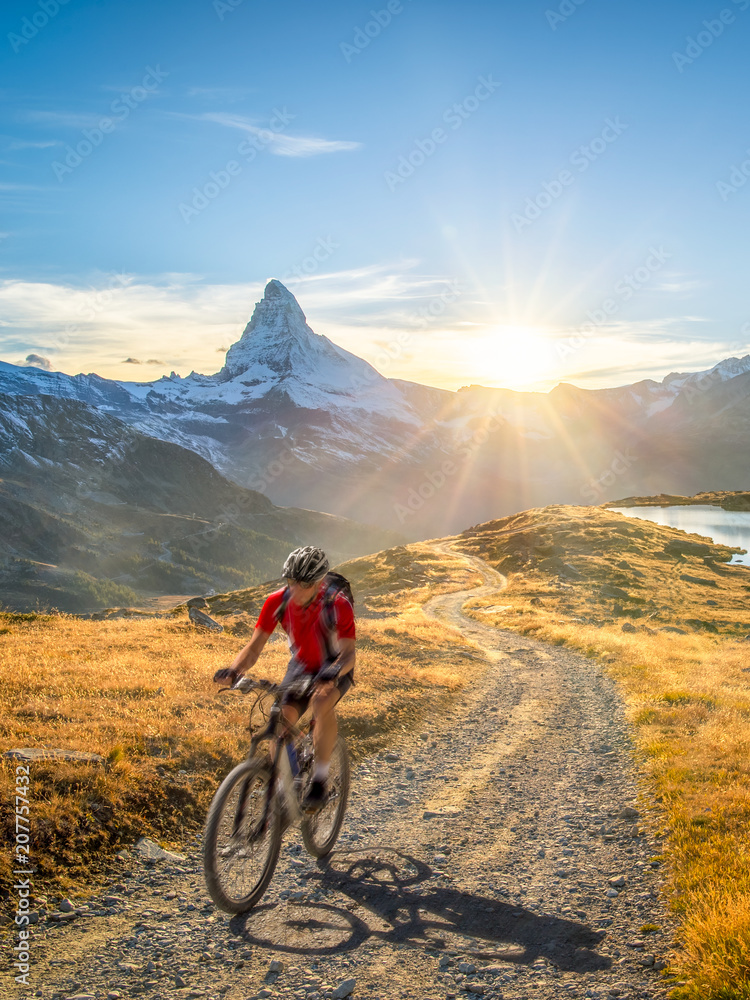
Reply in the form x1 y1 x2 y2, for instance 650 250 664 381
1 279 749 534
0 281 432 478
123 279 419 423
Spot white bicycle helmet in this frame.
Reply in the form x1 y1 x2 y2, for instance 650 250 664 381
282 546 329 585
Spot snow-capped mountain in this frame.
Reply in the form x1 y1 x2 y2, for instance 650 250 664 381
1 279 749 537
0 390 400 611
0 280 427 472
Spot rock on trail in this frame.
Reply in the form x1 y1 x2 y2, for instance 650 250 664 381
21 542 672 999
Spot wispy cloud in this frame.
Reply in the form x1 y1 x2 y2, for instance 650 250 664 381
0 270 743 392
0 275 254 379
5 137 60 150
549 316 711 344
0 182 47 191
652 272 706 294
200 112 362 157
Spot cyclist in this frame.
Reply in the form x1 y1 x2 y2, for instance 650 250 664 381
213 546 355 811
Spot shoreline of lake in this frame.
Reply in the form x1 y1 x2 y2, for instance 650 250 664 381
605 490 750 512
609 503 750 566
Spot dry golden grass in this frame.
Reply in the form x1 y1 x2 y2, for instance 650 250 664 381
0 543 484 910
454 505 750 998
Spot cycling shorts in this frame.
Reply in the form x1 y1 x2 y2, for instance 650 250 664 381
280 658 354 716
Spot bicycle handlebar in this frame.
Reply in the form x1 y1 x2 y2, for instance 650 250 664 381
218 675 317 701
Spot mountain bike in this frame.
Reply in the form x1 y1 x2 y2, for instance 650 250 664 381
203 676 350 914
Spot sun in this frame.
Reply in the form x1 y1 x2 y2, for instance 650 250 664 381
465 326 556 391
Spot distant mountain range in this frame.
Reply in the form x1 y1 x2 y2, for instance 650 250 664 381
0 391 399 611
2 279 749 542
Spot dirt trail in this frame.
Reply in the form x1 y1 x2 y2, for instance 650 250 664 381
20 543 673 1000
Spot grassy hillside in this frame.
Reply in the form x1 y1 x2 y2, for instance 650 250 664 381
6 502 750 996
0 393 403 613
0 544 483 910
605 490 750 511
454 504 750 998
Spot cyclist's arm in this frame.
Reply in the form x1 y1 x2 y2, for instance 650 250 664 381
333 637 355 678
227 627 271 679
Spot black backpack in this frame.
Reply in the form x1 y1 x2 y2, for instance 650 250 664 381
274 571 354 635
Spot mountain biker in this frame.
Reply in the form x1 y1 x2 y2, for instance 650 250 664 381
213 546 355 812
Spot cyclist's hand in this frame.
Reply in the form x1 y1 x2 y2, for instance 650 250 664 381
315 663 340 683
313 666 340 697
213 667 239 685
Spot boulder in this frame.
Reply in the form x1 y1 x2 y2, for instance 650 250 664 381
4 748 105 765
618 806 640 821
680 574 718 588
685 618 719 633
133 837 186 863
538 555 566 575
332 979 356 999
664 539 713 558
188 606 224 632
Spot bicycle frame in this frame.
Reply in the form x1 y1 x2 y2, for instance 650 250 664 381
247 690 313 830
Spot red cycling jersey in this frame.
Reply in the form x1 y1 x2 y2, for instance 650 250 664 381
256 585 355 673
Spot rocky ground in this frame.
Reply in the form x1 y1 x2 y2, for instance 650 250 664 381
10 543 676 1000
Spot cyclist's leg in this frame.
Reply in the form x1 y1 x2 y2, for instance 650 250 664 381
310 684 339 767
279 657 308 730
282 703 300 726
310 674 352 767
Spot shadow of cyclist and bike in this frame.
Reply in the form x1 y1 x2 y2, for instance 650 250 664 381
229 848 610 973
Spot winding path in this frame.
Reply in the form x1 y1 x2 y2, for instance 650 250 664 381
25 542 672 1000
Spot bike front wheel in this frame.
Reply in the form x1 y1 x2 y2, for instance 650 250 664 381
203 757 281 913
301 736 350 859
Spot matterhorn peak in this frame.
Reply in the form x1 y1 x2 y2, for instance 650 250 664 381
220 279 315 380
216 280 401 414
251 278 309 326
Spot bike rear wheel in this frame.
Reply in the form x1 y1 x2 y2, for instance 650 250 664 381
203 757 281 913
301 736 350 858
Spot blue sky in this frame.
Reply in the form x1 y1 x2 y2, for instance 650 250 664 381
1 0 749 390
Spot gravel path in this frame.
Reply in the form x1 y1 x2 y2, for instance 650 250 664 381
20 542 674 1000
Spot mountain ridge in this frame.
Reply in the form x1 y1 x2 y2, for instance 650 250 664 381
0 390 401 611
1 279 749 536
